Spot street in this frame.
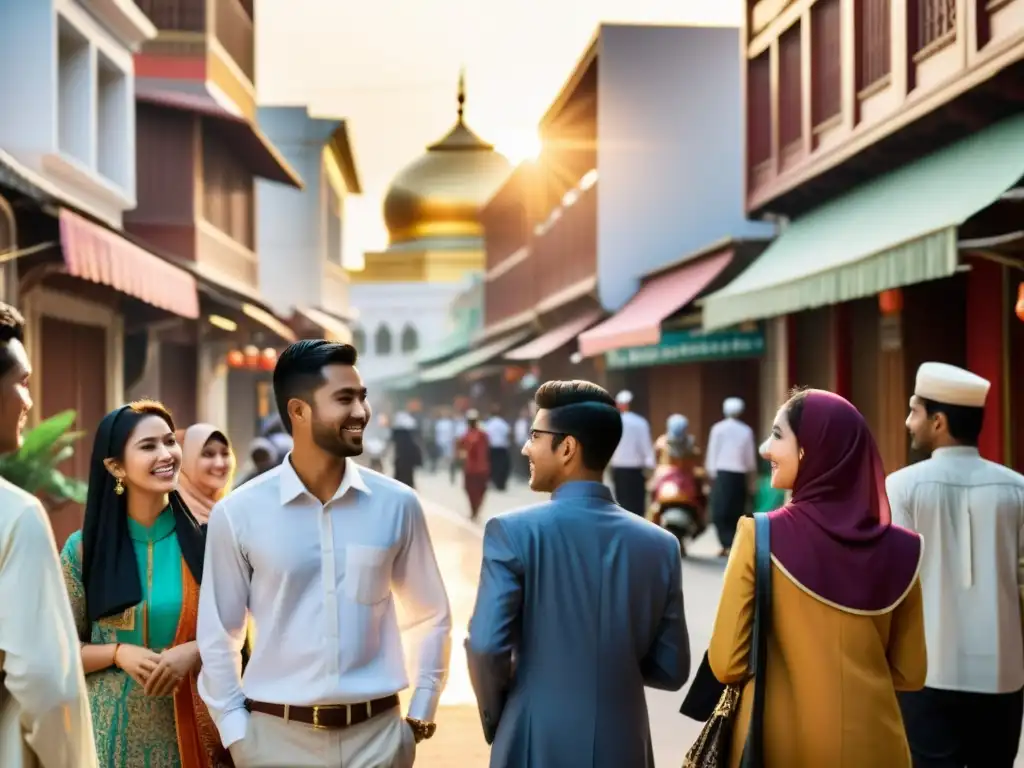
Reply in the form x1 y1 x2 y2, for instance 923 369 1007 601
407 469 726 767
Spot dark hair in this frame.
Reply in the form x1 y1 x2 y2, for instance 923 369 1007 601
783 386 811 443
0 302 26 379
108 400 176 460
534 380 621 471
273 340 358 435
920 397 984 446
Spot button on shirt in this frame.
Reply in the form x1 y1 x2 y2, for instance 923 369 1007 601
887 447 1024 693
484 417 511 449
705 418 757 478
197 457 452 747
610 411 656 470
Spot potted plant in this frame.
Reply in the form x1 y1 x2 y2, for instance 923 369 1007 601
0 409 88 511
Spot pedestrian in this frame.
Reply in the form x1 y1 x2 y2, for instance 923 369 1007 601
512 406 531 481
466 380 688 768
0 302 97 768
176 423 235 525
703 388 925 767
705 397 757 556
484 404 511 490
234 437 277 488
888 362 1024 768
608 389 656 516
458 409 490 520
434 406 455 479
61 400 226 767
198 340 451 768
390 411 422 488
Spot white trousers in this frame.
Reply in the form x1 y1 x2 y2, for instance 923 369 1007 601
228 708 416 768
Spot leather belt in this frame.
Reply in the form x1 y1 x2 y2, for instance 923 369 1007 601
244 694 400 730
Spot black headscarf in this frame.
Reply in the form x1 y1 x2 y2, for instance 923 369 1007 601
81 405 206 624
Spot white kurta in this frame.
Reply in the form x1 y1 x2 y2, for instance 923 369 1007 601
887 446 1024 694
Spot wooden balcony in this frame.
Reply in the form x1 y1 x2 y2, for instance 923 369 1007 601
744 0 1024 216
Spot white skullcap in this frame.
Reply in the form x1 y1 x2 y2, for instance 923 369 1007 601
723 397 745 417
615 390 633 405
465 408 480 421
915 362 990 408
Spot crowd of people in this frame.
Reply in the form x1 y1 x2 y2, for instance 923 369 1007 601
0 291 1022 768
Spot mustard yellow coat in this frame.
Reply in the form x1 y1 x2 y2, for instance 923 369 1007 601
708 517 927 768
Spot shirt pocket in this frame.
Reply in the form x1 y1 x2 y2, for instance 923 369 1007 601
345 544 392 605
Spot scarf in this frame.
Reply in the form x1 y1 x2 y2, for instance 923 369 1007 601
176 423 234 525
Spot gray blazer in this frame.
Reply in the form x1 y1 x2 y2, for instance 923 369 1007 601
466 481 689 768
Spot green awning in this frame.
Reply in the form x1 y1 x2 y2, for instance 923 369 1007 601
702 113 1024 330
372 370 419 392
416 330 472 366
419 331 530 384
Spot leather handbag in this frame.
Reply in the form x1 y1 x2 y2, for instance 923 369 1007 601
682 513 772 768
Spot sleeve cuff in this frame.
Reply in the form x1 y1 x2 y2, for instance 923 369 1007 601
406 686 442 723
216 708 250 748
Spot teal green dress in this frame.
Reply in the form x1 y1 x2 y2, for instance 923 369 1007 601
61 509 188 768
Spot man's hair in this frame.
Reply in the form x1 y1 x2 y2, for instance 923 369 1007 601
273 340 358 435
534 380 621 471
0 303 26 379
921 397 984 446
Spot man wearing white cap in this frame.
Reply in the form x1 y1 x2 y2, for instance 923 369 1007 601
887 362 1024 767
704 397 757 556
608 390 656 515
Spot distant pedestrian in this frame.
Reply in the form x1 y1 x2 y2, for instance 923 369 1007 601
484 405 511 491
705 397 757 555
176 423 235 525
608 390 655 515
458 409 490 520
390 411 422 489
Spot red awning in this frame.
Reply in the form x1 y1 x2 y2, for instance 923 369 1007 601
135 87 303 188
504 308 603 361
59 209 200 319
578 250 733 357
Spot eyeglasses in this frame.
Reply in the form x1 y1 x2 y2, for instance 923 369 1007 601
529 429 569 442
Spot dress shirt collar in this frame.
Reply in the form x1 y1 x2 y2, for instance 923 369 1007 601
552 480 615 504
278 453 372 506
931 446 981 460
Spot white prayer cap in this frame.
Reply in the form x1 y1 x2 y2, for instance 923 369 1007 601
615 390 633 405
465 408 480 421
723 397 745 417
914 362 990 409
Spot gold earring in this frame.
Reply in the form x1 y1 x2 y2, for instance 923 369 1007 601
114 477 125 496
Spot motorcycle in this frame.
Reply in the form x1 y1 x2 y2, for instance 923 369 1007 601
647 462 708 556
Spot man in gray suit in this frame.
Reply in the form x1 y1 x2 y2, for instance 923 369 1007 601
466 380 689 767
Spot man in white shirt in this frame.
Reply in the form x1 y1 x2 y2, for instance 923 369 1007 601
888 362 1024 768
484 405 512 491
608 390 656 516
433 407 455 483
198 339 452 768
512 406 531 482
0 303 97 768
704 397 757 556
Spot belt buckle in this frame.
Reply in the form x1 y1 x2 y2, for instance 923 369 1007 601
311 704 346 730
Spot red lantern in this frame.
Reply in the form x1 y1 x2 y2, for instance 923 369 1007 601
1016 282 1024 322
243 344 260 369
878 288 903 316
226 349 245 368
259 347 277 371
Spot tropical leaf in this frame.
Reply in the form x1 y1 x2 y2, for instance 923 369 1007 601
0 410 87 508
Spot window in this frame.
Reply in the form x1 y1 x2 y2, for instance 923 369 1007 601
747 52 772 167
97 52 129 189
57 18 91 166
913 0 956 56
374 324 392 356
856 0 891 92
778 23 803 150
400 324 418 354
202 128 255 247
351 327 366 353
811 0 842 127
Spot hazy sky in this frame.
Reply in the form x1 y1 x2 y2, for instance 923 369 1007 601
257 0 742 265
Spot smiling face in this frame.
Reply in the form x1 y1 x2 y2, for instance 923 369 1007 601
292 364 371 459
522 409 571 492
766 405 803 490
105 414 181 495
905 395 938 453
0 339 32 455
194 434 233 492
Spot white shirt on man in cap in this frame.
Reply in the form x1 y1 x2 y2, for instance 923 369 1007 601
705 398 757 479
609 390 656 470
887 362 1024 694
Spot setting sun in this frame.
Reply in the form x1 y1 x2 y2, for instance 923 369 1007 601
496 129 543 164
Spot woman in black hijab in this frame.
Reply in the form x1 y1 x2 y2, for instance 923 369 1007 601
59 401 228 768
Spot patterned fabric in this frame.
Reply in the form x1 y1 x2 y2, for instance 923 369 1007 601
683 685 742 768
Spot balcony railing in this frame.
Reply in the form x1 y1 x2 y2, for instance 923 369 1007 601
914 0 956 57
212 0 255 82
134 0 206 32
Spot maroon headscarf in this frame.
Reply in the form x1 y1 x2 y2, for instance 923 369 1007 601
767 390 922 613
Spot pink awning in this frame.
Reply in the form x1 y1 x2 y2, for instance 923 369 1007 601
504 309 603 361
59 209 200 319
578 250 733 357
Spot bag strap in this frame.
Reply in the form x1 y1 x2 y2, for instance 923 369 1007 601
741 512 772 768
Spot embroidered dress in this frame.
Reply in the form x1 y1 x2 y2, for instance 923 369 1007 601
61 509 199 768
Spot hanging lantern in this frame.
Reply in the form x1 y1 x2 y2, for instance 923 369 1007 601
878 288 903 316
243 344 260 369
226 349 245 368
259 347 277 371
1016 282 1024 322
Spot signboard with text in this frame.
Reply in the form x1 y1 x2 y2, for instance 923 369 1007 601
605 326 765 370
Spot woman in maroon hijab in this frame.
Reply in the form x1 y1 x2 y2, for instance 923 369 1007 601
706 389 927 768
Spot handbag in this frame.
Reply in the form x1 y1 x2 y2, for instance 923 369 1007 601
682 512 772 768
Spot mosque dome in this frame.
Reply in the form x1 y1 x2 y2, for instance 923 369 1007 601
383 74 511 248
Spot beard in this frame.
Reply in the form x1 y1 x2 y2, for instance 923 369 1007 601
311 418 364 458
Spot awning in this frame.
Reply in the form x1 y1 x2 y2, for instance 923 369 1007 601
59 209 199 319
505 309 603 361
578 250 733 357
135 87 303 188
419 331 530 384
295 306 352 344
241 302 296 343
702 113 1024 330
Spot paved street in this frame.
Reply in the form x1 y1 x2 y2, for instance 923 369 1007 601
408 469 728 767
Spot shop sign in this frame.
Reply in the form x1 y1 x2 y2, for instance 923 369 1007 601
605 327 765 370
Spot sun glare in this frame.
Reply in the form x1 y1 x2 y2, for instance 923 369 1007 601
497 130 543 164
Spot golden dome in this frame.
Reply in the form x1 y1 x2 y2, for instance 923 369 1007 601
383 75 511 247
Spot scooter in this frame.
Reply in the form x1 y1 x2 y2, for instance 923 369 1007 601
648 463 708 556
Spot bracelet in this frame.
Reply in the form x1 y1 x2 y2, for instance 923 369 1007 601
112 643 122 669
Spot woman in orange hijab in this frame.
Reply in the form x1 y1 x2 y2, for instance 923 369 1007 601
175 424 235 524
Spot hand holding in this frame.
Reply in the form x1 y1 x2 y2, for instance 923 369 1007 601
114 644 161 688
144 642 200 697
